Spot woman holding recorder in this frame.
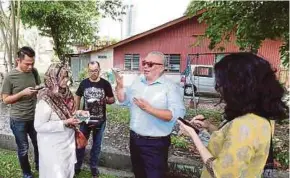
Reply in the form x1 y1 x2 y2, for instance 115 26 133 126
178 53 288 178
34 64 87 178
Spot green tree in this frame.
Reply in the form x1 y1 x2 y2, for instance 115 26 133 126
20 0 123 60
186 1 289 67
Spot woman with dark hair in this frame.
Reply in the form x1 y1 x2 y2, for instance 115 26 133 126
178 53 288 178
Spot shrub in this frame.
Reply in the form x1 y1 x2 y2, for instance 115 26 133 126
186 108 223 125
79 68 88 80
273 137 289 169
171 135 190 149
107 105 130 124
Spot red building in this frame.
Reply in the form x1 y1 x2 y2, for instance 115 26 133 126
82 15 287 85
109 15 283 72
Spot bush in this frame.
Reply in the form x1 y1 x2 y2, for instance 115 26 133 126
186 108 223 124
167 163 201 178
79 68 88 80
78 69 116 86
171 135 190 149
273 137 289 169
107 105 130 124
101 70 116 85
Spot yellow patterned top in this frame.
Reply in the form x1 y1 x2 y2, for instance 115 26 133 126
201 113 272 178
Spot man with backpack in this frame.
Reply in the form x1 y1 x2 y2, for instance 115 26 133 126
1 46 41 178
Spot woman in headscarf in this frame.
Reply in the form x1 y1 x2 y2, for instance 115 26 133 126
34 63 81 178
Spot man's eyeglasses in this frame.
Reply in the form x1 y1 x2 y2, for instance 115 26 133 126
142 61 163 68
89 69 99 73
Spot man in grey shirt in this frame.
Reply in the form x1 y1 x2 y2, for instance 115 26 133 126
1 46 41 178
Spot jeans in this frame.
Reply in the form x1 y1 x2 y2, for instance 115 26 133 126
75 121 106 176
130 130 170 178
10 118 39 175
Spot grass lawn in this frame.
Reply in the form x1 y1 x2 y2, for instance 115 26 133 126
0 148 115 178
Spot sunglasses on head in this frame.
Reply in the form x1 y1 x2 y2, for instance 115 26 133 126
142 61 163 68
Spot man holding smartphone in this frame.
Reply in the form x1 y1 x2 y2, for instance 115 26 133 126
1 46 41 178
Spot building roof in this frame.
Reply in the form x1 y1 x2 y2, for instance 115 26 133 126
81 10 204 54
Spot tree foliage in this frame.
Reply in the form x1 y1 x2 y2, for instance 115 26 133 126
97 0 125 21
20 0 123 60
186 1 289 67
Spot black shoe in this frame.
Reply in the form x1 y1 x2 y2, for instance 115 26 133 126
23 173 34 178
91 168 99 176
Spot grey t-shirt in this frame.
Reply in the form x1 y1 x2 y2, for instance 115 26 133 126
1 68 41 121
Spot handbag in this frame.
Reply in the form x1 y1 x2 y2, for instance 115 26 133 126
75 129 88 149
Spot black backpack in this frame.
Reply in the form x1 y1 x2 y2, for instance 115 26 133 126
32 68 41 85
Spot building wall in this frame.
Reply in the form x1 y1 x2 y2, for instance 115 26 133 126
71 49 114 82
113 16 282 72
90 48 114 72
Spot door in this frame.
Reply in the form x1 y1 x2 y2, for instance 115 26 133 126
71 57 80 82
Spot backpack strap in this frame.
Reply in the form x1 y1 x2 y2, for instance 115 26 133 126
32 68 40 85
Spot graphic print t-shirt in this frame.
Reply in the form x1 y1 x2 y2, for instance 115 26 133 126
76 78 114 121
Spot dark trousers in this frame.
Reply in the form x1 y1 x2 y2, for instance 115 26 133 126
75 121 106 176
130 130 170 178
10 119 39 175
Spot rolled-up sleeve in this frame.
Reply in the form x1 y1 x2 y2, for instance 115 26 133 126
117 86 131 106
167 84 186 122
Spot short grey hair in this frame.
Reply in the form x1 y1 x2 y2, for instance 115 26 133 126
147 51 167 65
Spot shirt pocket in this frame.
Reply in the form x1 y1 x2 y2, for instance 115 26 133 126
129 87 142 101
149 91 167 109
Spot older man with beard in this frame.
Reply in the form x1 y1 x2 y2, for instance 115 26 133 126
115 51 185 178
74 61 115 178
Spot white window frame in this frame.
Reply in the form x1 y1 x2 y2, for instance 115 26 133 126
124 54 140 71
164 54 181 72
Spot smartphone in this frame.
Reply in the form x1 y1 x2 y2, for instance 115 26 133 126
178 117 200 134
195 117 207 121
34 86 44 90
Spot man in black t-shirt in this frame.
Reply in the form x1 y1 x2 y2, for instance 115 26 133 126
74 61 115 178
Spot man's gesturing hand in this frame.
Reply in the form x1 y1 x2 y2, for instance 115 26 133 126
133 97 152 112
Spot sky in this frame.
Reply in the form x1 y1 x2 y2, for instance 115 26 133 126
98 0 191 40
